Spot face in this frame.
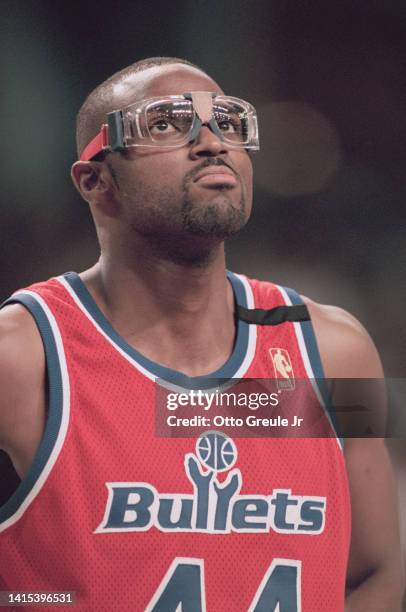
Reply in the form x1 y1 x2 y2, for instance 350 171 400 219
103 64 254 256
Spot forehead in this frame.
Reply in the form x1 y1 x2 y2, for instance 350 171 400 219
111 64 223 109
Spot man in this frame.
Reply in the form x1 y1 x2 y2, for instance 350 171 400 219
0 57 403 610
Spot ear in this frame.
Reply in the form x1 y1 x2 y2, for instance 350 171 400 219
71 161 114 202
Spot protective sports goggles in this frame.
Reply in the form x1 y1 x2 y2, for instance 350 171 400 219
80 91 259 161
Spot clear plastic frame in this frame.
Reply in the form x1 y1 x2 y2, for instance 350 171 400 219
122 94 259 149
80 92 259 161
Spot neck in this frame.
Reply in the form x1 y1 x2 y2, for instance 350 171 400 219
81 242 237 377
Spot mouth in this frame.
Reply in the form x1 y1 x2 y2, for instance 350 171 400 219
193 166 238 188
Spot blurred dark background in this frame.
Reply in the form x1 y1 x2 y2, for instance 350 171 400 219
1 0 406 600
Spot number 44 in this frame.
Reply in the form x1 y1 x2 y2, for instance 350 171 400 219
146 557 301 611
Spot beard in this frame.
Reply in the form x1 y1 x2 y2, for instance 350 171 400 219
127 170 249 241
180 183 248 240
127 186 249 267
178 157 249 240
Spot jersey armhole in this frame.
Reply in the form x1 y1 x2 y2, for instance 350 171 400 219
0 291 70 531
277 285 344 450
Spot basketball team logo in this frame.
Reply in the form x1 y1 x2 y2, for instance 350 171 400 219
96 428 326 535
269 348 295 390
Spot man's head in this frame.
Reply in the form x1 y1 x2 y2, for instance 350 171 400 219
72 57 254 264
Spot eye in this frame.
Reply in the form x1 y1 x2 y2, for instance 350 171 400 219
215 110 243 135
149 119 178 134
218 119 238 133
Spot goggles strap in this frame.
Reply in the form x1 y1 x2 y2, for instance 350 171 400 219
80 124 109 161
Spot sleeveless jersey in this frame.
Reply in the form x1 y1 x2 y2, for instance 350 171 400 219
0 271 350 611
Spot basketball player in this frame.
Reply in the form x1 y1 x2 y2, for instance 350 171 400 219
0 57 404 610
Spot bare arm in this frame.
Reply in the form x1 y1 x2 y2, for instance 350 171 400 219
0 304 46 479
307 299 405 611
344 437 404 611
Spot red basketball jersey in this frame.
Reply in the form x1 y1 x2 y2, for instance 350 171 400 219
0 271 350 611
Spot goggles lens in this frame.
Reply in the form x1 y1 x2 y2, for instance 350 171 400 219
79 93 259 161
139 100 195 144
124 96 255 148
214 100 250 144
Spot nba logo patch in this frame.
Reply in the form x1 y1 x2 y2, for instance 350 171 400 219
269 348 295 390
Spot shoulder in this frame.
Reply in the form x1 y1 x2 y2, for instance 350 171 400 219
0 303 45 454
0 303 44 375
303 296 384 379
235 273 383 378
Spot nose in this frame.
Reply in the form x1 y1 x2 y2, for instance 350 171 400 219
188 124 228 159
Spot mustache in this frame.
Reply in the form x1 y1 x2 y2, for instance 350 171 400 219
185 158 237 183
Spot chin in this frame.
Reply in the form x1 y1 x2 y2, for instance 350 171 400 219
181 192 249 238
184 207 248 239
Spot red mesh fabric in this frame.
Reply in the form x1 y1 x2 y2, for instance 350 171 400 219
0 275 350 611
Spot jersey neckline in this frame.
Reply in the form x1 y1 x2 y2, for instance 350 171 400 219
60 271 256 388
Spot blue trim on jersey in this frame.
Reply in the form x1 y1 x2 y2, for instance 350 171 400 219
283 287 343 446
0 295 64 522
63 271 249 389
